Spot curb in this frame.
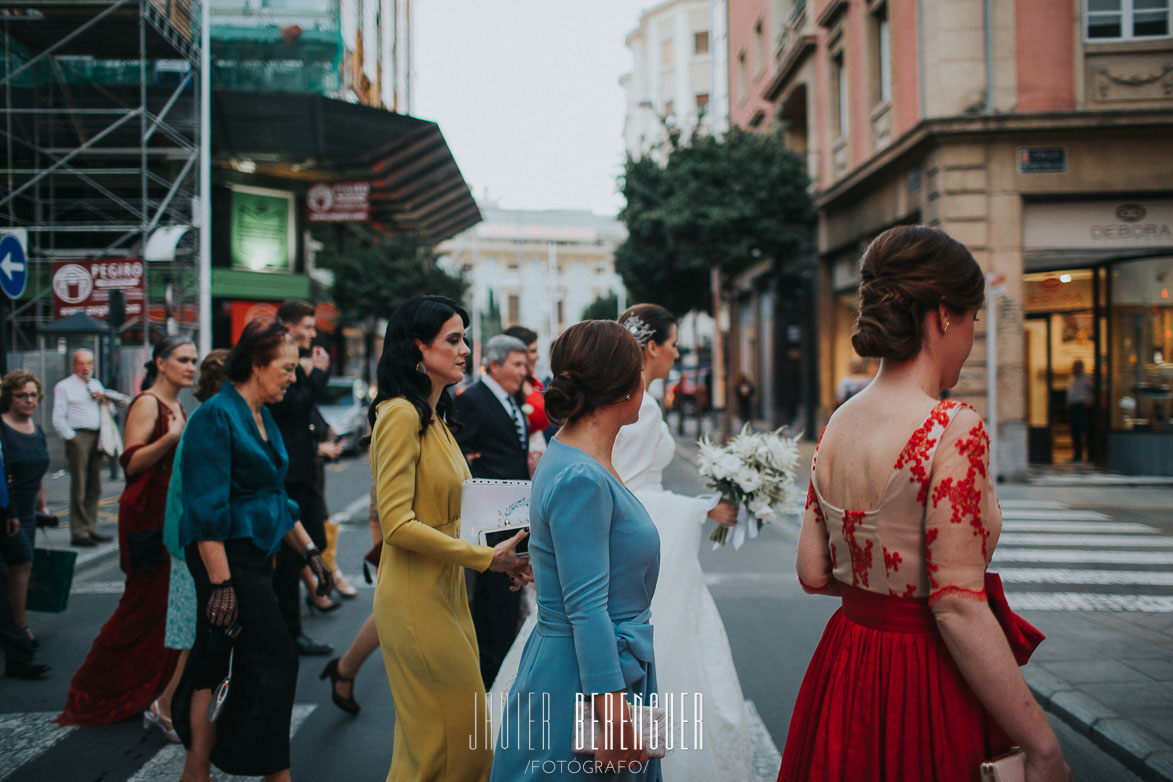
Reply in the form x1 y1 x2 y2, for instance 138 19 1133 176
1024 669 1173 782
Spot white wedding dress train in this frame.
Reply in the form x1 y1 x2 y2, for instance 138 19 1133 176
489 394 752 781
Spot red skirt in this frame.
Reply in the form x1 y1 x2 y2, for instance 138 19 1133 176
777 585 1010 782
56 563 178 726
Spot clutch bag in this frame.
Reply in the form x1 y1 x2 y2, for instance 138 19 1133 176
572 698 667 758
980 748 1025 782
459 478 531 547
208 647 234 723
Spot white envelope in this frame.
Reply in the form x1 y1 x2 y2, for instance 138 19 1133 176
460 478 532 546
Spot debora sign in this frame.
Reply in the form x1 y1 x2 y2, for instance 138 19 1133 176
1023 199 1173 251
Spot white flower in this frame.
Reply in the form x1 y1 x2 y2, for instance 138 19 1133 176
736 468 763 493
749 496 776 520
717 453 743 480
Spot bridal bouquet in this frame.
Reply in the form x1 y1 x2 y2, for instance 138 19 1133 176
696 425 803 549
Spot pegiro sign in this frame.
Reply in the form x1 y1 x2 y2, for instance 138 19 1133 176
51 258 145 320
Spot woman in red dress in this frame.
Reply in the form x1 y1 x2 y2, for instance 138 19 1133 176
58 337 197 728
778 227 1071 782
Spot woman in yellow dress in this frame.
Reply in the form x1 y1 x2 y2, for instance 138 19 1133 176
369 295 530 782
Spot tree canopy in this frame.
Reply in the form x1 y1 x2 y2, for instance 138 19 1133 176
616 126 814 316
581 292 620 321
314 230 468 328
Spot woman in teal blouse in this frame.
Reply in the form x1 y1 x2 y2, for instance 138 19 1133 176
172 319 333 782
491 320 661 782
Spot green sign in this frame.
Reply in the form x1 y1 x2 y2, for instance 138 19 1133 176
231 188 292 271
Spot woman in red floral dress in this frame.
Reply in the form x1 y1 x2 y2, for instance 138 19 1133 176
778 227 1071 782
58 337 196 728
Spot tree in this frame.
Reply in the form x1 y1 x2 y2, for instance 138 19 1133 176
315 230 468 327
314 230 468 379
616 126 814 315
581 292 620 321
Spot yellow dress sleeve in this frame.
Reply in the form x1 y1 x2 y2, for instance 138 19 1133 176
371 400 494 572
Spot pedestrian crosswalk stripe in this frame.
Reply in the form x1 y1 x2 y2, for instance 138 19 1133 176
1001 521 1156 533
999 568 1173 586
0 713 75 779
71 576 374 596
993 549 1173 565
998 533 1173 548
998 500 1068 510
998 509 1110 521
124 704 317 782
1008 592 1173 613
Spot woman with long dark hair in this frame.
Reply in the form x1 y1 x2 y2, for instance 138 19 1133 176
369 295 528 781
58 336 197 727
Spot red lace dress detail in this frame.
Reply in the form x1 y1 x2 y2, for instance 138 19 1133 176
57 395 183 726
778 401 1018 782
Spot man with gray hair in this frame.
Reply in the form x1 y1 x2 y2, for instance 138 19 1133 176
51 349 128 546
454 333 530 686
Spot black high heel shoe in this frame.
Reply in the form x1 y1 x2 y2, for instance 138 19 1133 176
320 658 360 715
305 595 341 614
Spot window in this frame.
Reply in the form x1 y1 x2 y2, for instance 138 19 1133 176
754 21 765 74
873 5 891 104
664 99 675 117
507 294 520 325
738 51 748 101
556 299 565 325
832 51 848 137
695 93 710 110
1086 0 1171 40
694 31 710 55
662 38 674 64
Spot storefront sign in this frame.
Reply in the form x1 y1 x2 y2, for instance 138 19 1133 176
1023 199 1173 251
306 182 370 223
51 258 145 319
230 186 294 271
229 300 279 344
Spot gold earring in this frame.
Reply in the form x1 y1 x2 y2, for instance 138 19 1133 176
944 320 950 334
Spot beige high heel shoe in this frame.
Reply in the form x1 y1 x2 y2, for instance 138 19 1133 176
333 569 358 599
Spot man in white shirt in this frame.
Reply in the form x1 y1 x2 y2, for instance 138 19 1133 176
51 350 128 546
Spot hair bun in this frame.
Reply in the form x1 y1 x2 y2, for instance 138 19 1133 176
543 372 586 424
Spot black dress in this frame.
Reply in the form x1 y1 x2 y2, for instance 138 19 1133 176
0 420 50 564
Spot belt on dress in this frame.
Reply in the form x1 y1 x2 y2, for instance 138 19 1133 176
537 608 654 688
840 584 939 634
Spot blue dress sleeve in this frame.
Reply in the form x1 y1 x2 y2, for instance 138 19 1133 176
547 464 625 694
180 403 232 545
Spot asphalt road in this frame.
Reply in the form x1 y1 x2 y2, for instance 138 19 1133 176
1 449 1158 780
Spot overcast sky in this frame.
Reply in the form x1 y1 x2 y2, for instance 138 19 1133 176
413 0 641 217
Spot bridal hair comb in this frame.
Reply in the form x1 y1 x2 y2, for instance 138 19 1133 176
622 315 656 348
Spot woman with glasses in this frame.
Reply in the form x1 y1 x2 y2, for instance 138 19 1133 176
0 370 52 651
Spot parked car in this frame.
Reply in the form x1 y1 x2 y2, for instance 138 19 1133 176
665 367 711 414
318 377 370 455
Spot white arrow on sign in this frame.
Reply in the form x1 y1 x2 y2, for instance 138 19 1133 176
0 248 25 279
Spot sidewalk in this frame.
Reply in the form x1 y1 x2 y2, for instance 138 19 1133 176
672 427 1173 782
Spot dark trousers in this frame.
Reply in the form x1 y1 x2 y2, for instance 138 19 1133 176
1070 403 1095 461
273 482 328 638
470 570 522 689
0 557 34 667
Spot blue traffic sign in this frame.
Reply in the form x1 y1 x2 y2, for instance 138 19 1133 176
0 232 28 300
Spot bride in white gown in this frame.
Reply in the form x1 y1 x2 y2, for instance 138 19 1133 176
611 303 752 782
488 304 752 781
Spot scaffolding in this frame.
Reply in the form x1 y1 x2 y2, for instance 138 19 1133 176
0 0 203 352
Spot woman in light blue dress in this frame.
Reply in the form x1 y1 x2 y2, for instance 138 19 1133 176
491 320 661 782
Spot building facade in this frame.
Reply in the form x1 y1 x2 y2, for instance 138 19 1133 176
437 207 627 375
752 0 1173 476
622 0 728 158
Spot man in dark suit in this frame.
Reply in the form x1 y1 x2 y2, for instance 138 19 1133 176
455 334 530 687
268 299 335 656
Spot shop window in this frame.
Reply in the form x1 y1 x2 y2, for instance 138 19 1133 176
1086 0 1171 41
1110 257 1173 430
